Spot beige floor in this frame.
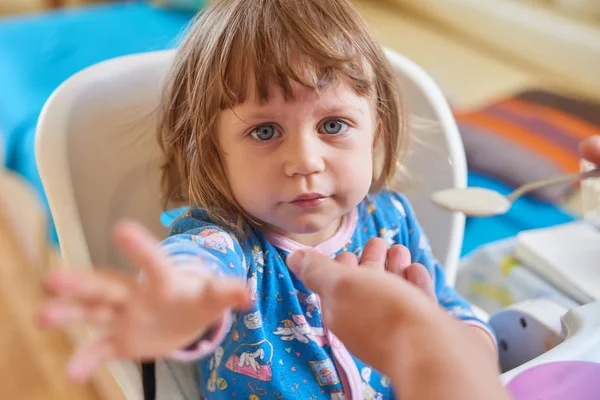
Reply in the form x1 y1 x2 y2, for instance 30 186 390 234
355 0 588 216
0 0 567 112
355 0 545 111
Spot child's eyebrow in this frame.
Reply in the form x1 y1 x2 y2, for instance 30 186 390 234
318 103 366 116
227 108 282 127
228 98 367 125
234 109 283 122
240 105 364 120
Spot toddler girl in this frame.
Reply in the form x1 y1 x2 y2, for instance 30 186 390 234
40 0 496 399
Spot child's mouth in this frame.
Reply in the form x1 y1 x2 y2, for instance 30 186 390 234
290 193 327 207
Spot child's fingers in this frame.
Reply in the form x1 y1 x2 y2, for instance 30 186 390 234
84 306 116 326
405 263 437 301
202 278 253 311
386 245 411 277
39 300 117 328
38 299 84 328
359 238 388 270
335 252 359 267
113 220 169 287
67 335 115 383
43 270 131 306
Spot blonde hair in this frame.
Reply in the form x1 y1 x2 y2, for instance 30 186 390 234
159 0 408 232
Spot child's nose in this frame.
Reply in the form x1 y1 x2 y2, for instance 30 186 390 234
283 133 325 177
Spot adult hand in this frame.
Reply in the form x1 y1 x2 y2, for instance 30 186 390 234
287 250 510 400
341 237 436 300
580 136 600 165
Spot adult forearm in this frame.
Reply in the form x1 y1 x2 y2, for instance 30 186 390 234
388 315 510 400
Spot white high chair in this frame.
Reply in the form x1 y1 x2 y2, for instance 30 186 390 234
35 48 468 399
36 46 600 400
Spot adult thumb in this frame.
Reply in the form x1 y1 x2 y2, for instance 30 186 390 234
287 250 343 294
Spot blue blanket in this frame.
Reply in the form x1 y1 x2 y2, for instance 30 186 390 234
0 2 193 241
0 2 574 253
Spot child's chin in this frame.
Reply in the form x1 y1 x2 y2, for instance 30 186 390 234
286 216 340 235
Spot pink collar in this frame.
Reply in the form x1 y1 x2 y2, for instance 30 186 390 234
263 209 358 257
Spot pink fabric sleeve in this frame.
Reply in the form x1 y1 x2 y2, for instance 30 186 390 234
168 312 233 361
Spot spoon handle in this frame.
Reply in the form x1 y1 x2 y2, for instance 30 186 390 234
506 168 600 202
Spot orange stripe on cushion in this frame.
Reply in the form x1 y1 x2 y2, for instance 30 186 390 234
498 99 600 140
456 113 580 173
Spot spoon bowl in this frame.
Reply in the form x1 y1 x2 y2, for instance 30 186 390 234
432 187 511 217
432 168 600 217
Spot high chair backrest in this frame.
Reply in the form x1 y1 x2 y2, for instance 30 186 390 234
36 48 466 283
36 48 466 400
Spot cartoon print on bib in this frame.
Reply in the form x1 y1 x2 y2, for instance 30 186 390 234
248 272 259 301
309 359 341 387
225 339 274 382
206 346 226 392
273 314 326 346
379 228 399 246
192 229 236 254
362 367 384 400
390 196 406 217
296 291 319 318
246 381 271 400
243 311 263 330
252 245 266 273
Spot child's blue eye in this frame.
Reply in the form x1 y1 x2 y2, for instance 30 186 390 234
321 119 347 134
251 124 279 141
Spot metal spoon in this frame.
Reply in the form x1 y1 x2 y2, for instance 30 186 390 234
432 168 600 217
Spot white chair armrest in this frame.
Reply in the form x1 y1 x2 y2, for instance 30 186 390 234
501 300 600 383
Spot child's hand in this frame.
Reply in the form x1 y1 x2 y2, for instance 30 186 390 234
336 238 436 300
38 221 251 382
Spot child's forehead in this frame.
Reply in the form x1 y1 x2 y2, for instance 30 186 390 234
238 76 370 112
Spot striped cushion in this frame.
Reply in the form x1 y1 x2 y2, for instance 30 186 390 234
455 90 600 202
